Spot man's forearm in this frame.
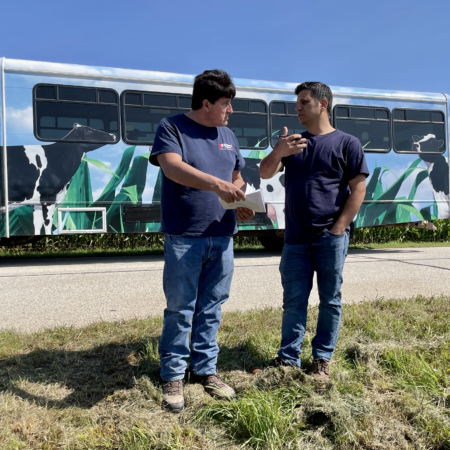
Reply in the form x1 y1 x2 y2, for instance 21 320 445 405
164 159 221 192
331 187 366 234
260 149 283 179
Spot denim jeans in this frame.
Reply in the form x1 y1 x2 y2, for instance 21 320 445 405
278 230 349 366
159 234 234 381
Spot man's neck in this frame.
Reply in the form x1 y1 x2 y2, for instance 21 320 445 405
306 117 335 136
185 110 214 127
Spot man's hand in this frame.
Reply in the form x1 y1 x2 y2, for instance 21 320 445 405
236 207 255 221
215 179 246 204
275 126 307 158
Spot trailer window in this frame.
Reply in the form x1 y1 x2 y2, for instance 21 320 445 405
393 108 446 153
122 91 191 145
270 101 306 147
334 106 391 152
34 84 119 143
227 98 268 149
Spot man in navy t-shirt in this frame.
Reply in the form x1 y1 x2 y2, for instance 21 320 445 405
260 82 369 389
150 70 255 412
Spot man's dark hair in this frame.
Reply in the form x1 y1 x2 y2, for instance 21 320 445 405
191 69 236 110
295 82 333 114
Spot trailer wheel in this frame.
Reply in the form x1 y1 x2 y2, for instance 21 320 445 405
258 236 285 252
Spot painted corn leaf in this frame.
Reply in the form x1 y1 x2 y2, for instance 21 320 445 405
362 158 423 226
380 166 399 181
421 203 438 221
83 157 119 179
408 169 428 201
152 169 163 203
107 152 150 232
0 205 35 236
397 203 424 221
395 197 411 223
91 146 136 206
57 160 93 231
122 186 138 204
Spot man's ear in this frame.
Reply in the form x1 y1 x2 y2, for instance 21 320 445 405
202 99 210 110
320 98 328 113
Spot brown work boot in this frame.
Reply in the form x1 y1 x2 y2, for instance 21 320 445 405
161 379 185 413
197 374 236 400
312 358 331 391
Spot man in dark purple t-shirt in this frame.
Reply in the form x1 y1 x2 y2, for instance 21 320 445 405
150 70 255 413
260 82 369 389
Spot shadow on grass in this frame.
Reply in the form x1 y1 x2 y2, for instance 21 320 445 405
0 339 162 409
0 337 264 410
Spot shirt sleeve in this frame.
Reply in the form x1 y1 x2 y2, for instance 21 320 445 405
345 137 370 181
233 135 246 171
149 118 182 167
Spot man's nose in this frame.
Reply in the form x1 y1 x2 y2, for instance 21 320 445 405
228 104 233 113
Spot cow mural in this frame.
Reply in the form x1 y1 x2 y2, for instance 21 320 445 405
0 124 115 234
240 157 285 229
412 134 449 219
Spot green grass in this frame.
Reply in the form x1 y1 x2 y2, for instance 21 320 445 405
2 296 450 449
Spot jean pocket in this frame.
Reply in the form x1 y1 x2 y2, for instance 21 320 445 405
325 229 346 237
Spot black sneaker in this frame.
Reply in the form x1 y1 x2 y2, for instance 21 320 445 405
161 379 185 413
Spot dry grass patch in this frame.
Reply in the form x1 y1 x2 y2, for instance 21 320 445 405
1 295 450 448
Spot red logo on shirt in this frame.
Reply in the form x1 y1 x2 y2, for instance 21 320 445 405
219 143 233 150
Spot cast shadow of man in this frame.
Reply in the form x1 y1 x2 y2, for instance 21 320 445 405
0 338 163 410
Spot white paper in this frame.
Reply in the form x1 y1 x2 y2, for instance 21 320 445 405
219 189 266 213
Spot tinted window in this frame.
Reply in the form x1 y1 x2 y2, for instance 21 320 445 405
34 84 119 142
228 114 268 148
334 106 390 152
287 103 297 115
232 99 249 112
99 90 118 104
144 94 177 108
124 108 180 143
336 107 349 118
59 87 96 103
251 101 266 113
351 108 374 119
271 102 285 114
125 93 142 105
36 85 56 100
36 102 118 141
393 108 446 153
178 97 191 109
122 91 193 145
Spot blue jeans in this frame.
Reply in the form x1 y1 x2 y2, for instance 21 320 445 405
159 235 234 381
278 230 349 366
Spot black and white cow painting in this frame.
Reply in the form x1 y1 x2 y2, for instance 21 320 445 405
241 158 286 228
0 124 115 234
412 134 449 219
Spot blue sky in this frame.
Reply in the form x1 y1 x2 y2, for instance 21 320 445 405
1 0 450 94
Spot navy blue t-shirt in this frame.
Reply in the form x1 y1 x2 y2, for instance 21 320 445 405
281 129 369 244
149 114 245 236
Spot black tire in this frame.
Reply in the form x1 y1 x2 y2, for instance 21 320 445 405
258 236 285 252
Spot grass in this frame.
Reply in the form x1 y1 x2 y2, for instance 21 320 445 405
2 296 450 449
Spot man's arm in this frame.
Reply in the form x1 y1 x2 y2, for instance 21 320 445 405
232 170 256 221
156 153 245 204
329 174 367 235
260 126 307 179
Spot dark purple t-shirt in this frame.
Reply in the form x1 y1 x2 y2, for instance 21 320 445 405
281 129 369 244
150 114 245 236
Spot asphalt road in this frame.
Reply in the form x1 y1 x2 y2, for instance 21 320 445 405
1 247 449 332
